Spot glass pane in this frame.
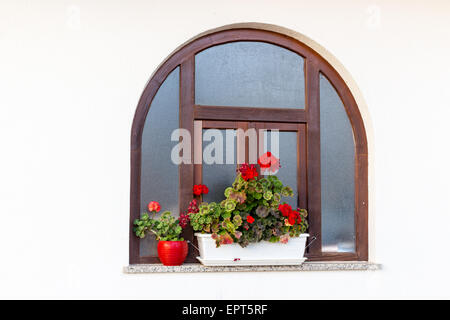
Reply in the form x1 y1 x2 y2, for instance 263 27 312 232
140 67 179 256
320 74 355 253
202 129 237 203
262 131 299 209
195 41 305 109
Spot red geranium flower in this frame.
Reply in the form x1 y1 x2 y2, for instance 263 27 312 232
278 203 292 217
193 184 209 196
179 211 190 228
193 185 203 196
288 213 297 226
147 201 161 213
257 152 272 168
246 215 255 224
187 199 199 214
257 152 281 174
239 164 258 181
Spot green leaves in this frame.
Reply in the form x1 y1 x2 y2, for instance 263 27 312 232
255 205 269 218
222 212 231 219
228 190 247 204
133 211 184 241
190 201 224 235
223 199 236 212
231 174 246 191
232 214 243 227
273 192 281 202
263 190 273 200
281 186 294 197
224 187 233 197
189 164 309 248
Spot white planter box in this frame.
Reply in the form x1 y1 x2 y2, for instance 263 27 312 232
195 233 309 266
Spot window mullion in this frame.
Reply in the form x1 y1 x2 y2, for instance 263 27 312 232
305 59 322 256
180 57 196 262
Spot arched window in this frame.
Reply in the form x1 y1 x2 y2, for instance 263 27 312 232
130 26 368 264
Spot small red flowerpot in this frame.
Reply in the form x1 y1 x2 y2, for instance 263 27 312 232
157 241 188 266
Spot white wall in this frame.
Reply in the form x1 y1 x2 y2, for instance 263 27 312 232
1 0 450 299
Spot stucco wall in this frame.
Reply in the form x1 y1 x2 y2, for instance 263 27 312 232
1 0 449 299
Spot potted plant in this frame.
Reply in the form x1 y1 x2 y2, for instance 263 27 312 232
190 162 309 266
133 201 189 266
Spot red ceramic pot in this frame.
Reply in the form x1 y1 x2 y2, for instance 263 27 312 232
157 241 188 266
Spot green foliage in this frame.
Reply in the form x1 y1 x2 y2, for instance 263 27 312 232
190 201 243 247
190 165 309 248
133 211 184 241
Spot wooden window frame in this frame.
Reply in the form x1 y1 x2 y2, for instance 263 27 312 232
130 28 368 264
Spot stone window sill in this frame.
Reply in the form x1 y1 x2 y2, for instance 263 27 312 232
124 261 381 273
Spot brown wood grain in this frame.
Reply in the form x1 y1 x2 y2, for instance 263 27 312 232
355 154 369 260
202 120 239 129
129 148 141 264
305 59 322 256
179 57 197 263
195 105 307 123
298 124 307 210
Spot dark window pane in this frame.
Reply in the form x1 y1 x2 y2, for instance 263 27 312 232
202 129 237 203
195 41 305 109
140 68 179 256
320 74 355 253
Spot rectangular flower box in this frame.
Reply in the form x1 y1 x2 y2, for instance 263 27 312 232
195 233 309 266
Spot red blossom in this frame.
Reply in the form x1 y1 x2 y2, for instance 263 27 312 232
246 215 255 224
179 211 190 228
278 204 301 225
147 201 161 213
288 209 300 225
278 203 292 217
193 184 209 196
180 198 199 228
193 185 203 196
187 199 199 214
257 151 272 168
239 164 258 181
288 213 297 226
257 152 281 174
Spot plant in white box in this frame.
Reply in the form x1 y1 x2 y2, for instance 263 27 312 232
189 159 309 265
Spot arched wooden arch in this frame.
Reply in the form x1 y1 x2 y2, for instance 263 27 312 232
130 26 368 264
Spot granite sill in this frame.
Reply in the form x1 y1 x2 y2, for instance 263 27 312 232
124 262 381 273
